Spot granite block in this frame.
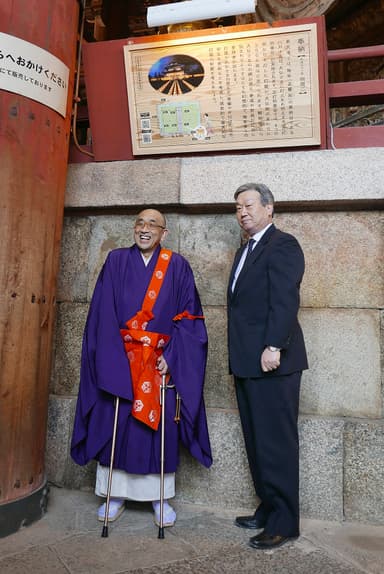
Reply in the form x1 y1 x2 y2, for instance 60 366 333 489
65 159 181 207
275 212 383 309
299 309 381 418
56 217 92 303
46 396 77 487
178 214 241 306
50 302 88 395
344 421 384 524
46 396 96 491
180 148 384 204
176 410 257 510
63 457 97 493
203 306 237 410
299 417 344 521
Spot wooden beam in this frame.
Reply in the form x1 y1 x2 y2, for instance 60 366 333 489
329 79 384 106
332 125 384 148
328 44 384 61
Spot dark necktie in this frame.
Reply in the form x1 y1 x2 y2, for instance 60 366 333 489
246 238 256 258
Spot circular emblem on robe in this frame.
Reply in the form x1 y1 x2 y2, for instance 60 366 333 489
161 252 169 260
133 399 144 412
148 55 204 95
141 381 152 394
157 338 165 348
148 410 157 423
141 321 148 330
148 290 156 299
131 320 138 329
155 270 163 279
124 333 132 342
140 335 151 346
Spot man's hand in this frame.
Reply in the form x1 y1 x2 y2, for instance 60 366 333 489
156 355 168 376
261 348 281 372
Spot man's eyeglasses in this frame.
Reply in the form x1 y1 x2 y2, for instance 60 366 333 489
134 220 166 231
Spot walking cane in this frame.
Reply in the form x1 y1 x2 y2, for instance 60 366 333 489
101 396 120 538
158 374 166 539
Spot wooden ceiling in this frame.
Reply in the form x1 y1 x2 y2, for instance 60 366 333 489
84 0 384 50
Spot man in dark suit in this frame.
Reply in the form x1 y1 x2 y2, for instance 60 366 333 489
227 183 308 550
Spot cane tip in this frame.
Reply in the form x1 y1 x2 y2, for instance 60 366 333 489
158 527 165 539
101 526 109 538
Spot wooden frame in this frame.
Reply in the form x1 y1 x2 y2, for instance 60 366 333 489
124 21 325 156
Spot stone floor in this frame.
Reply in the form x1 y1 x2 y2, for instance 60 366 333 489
0 486 383 573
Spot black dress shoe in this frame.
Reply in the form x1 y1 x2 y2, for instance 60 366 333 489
235 514 266 529
249 530 298 549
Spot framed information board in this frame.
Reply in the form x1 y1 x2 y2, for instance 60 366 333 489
124 21 325 156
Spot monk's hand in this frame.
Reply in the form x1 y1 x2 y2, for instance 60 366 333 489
156 355 168 376
261 348 281 372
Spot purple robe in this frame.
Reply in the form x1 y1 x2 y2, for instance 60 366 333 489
71 245 212 474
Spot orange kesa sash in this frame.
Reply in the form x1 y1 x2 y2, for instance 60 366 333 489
120 249 172 431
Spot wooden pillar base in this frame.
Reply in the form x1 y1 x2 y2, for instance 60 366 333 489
0 480 49 538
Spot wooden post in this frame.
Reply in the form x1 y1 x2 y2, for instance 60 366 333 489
0 0 79 537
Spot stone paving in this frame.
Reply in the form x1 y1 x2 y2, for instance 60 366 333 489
0 486 383 574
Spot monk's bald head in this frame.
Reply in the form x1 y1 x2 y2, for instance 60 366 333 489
137 208 166 228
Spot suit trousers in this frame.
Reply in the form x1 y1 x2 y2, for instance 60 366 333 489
235 371 301 537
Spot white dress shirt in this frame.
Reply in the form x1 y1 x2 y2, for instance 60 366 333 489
231 223 272 292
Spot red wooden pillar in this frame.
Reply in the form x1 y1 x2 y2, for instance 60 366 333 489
0 0 79 537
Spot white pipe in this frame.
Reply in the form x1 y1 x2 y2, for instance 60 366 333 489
147 0 256 28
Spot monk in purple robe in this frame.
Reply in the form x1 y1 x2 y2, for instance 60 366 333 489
71 209 212 526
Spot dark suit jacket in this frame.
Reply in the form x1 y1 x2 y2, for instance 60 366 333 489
227 224 308 378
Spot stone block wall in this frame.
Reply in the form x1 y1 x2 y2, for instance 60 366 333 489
47 148 383 524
